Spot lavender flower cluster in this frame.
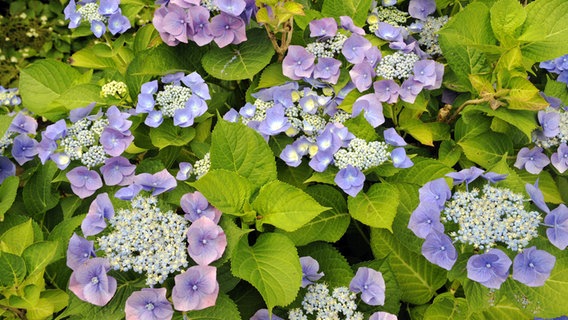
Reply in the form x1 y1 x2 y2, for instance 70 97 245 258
66 179 227 318
0 111 35 183
64 0 131 38
136 72 211 128
251 257 396 320
153 0 256 47
516 95 568 174
0 86 21 106
224 81 413 197
540 54 568 86
408 167 559 289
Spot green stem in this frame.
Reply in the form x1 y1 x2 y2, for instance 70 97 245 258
449 279 461 295
0 305 27 320
446 98 488 123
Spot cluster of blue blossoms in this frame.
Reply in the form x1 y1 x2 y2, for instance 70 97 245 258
515 94 568 174
153 0 256 48
64 0 131 38
408 167 565 289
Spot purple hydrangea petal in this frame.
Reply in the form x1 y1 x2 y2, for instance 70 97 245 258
66 166 103 199
545 204 568 250
383 128 407 146
0 156 16 184
66 233 96 270
349 267 386 306
418 178 451 210
309 17 338 39
282 46 315 80
134 169 177 196
391 147 413 168
467 249 512 289
551 142 568 173
446 167 484 186
69 258 117 306
408 0 436 20
187 216 227 265
300 256 324 287
373 80 400 104
342 34 372 64
409 203 444 239
422 231 457 270
526 179 550 214
9 112 38 135
250 309 284 320
172 265 219 311
512 246 555 287
334 165 365 197
11 134 38 165
125 288 174 320
180 191 222 223
514 146 550 174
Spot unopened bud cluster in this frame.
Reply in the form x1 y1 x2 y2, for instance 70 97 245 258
289 283 363 320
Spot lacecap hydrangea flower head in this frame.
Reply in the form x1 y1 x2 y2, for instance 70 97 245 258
64 0 131 38
66 179 227 317
408 167 558 289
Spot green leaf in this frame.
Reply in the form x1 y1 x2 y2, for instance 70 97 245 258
490 0 525 43
439 140 463 168
202 29 274 80
370 228 447 305
390 183 424 254
257 63 290 89
463 279 503 312
344 113 379 142
544 77 568 106
253 180 328 232
185 293 241 320
50 84 105 112
294 8 323 30
0 251 26 288
192 170 253 216
475 295 533 320
0 219 34 255
22 161 59 217
277 184 350 245
149 120 196 148
347 182 399 231
133 24 160 53
424 293 471 319
465 104 538 140
298 242 354 288
388 157 453 186
19 59 81 120
41 289 69 313
518 0 568 62
210 119 277 189
437 2 496 91
231 233 301 311
22 241 58 280
70 46 116 70
321 0 372 26
458 132 513 168
503 77 548 110
0 176 19 222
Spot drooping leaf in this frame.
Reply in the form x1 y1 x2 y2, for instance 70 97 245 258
202 29 274 81
231 233 302 311
0 176 19 222
0 219 34 255
22 241 58 280
253 180 328 232
0 251 26 287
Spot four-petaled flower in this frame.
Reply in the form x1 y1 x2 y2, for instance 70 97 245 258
349 267 386 306
172 265 219 311
69 258 117 306
187 216 227 265
300 256 324 288
125 288 174 320
466 249 511 289
512 246 556 287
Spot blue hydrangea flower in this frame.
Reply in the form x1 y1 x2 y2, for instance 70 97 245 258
545 204 568 250
309 17 338 39
512 246 556 287
446 166 484 186
334 164 365 197
66 233 96 271
250 309 284 320
514 146 550 174
210 12 246 47
422 230 457 270
134 169 177 196
418 178 451 210
187 216 227 265
352 93 384 128
172 265 219 311
9 112 37 135
466 249 511 289
341 34 372 64
99 156 136 186
391 147 413 168
180 191 222 223
408 0 436 20
66 166 103 199
69 258 117 306
0 156 16 184
408 203 445 239
300 256 324 288
282 46 316 80
551 142 568 173
11 134 38 165
125 288 174 320
81 193 115 236
349 267 385 306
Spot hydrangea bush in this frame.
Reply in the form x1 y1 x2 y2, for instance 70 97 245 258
1 0 568 319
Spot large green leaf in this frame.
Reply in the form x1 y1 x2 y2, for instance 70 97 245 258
0 251 26 288
390 183 424 254
48 215 86 261
424 293 472 320
22 161 59 217
321 0 372 26
19 59 81 119
257 63 290 89
22 241 58 280
0 219 34 255
202 29 274 80
437 2 497 91
51 83 106 112
371 228 447 305
253 180 328 232
458 132 513 168
0 176 19 222
347 182 399 231
279 185 350 246
210 119 277 189
231 233 302 311
185 293 241 320
490 0 525 44
464 104 538 140
518 0 568 62
192 169 253 216
388 157 453 186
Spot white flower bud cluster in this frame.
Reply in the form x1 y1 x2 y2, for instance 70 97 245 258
534 106 568 149
200 0 220 12
0 89 19 106
155 84 193 117
367 6 409 32
376 51 420 80
240 99 274 126
289 283 363 320
333 138 390 171
101 80 128 98
329 110 351 124
97 195 189 286
443 184 541 252
60 118 110 167
193 152 211 179
77 3 106 23
418 16 448 56
0 132 13 154
306 33 348 58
